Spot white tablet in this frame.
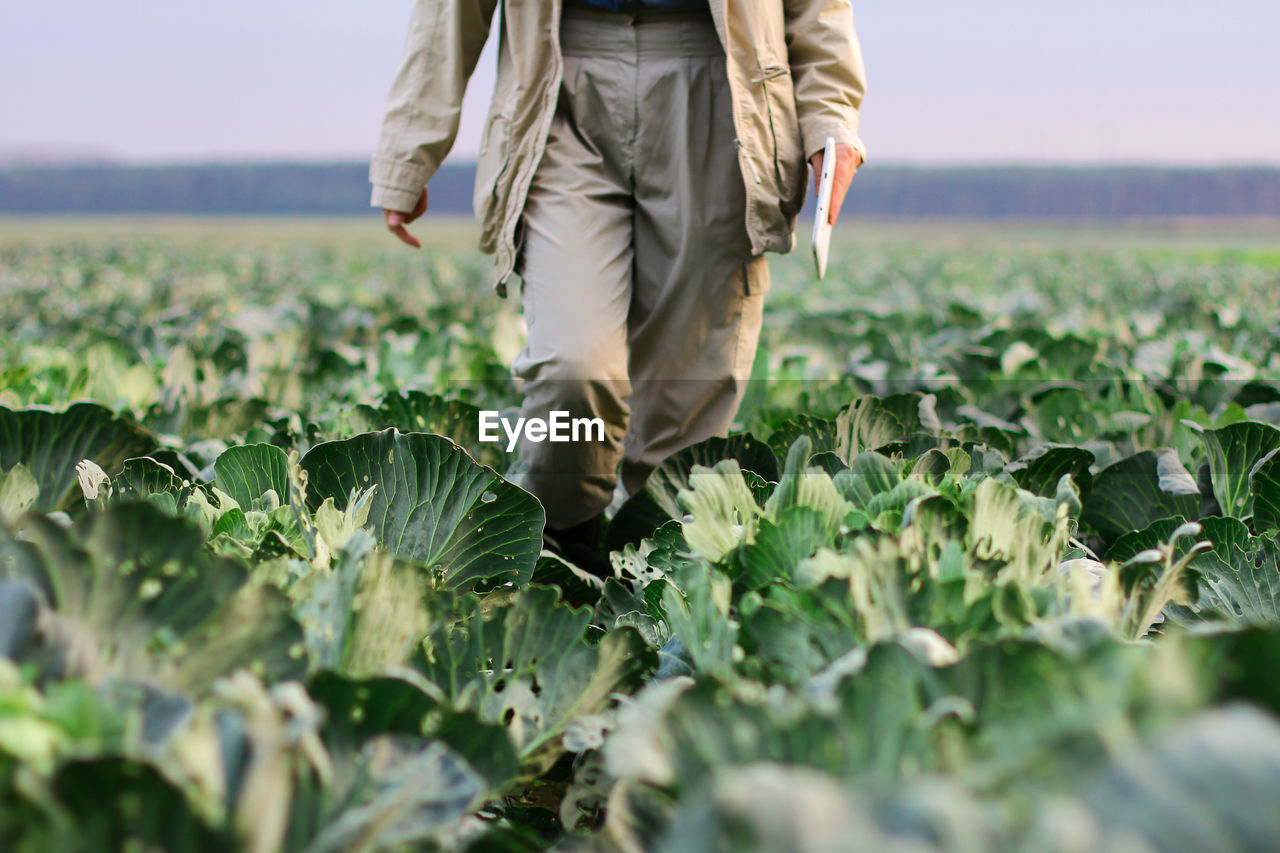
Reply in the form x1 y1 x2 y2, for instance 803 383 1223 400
811 136 837 279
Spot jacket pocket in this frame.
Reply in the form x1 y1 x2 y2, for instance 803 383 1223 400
757 66 806 219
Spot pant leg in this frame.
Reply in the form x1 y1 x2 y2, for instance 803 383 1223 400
622 17 770 495
510 21 637 530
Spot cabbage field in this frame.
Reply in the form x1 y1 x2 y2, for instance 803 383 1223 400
3 219 1280 852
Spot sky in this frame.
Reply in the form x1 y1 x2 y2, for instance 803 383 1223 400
2 1 1278 166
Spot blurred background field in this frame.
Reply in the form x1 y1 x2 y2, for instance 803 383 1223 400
3 214 1280 255
4 214 1277 380
4 214 1278 477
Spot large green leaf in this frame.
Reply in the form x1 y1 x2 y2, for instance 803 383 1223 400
0 403 156 512
412 586 654 776
212 442 289 510
300 429 542 590
766 415 837 461
1006 444 1095 500
606 434 779 552
112 457 187 501
835 395 914 462
1108 517 1195 566
1193 420 1280 520
1187 516 1280 625
4 502 306 691
1083 449 1200 544
838 451 902 509
733 508 832 591
1249 447 1280 534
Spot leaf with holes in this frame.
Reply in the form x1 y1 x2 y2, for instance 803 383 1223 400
300 429 542 590
767 415 837 461
412 586 654 776
113 457 186 500
1187 516 1280 626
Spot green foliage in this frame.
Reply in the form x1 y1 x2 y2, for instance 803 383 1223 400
213 442 290 511
605 434 779 552
300 429 543 590
3 227 1280 851
0 403 156 513
412 586 655 777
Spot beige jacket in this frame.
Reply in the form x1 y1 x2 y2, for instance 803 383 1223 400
370 0 867 289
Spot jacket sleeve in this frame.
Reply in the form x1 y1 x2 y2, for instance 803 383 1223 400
783 0 868 163
370 0 499 212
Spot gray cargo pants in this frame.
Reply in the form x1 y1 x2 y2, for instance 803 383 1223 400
512 8 769 530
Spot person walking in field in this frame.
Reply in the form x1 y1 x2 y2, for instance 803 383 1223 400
372 0 867 564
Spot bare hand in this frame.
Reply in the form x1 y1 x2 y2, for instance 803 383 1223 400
809 143 862 226
383 187 428 248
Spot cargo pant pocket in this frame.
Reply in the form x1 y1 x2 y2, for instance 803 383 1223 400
732 256 769 381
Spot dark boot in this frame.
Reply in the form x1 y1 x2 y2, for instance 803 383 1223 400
545 513 610 580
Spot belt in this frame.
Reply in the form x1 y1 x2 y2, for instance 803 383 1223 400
561 3 714 24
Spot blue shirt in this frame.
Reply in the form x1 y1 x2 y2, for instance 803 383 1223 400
567 0 710 11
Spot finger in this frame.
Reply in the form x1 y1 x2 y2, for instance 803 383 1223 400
387 222 421 249
829 179 851 225
810 152 823 194
829 181 847 225
828 150 860 225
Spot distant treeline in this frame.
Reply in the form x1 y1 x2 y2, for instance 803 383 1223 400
2 162 1279 219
